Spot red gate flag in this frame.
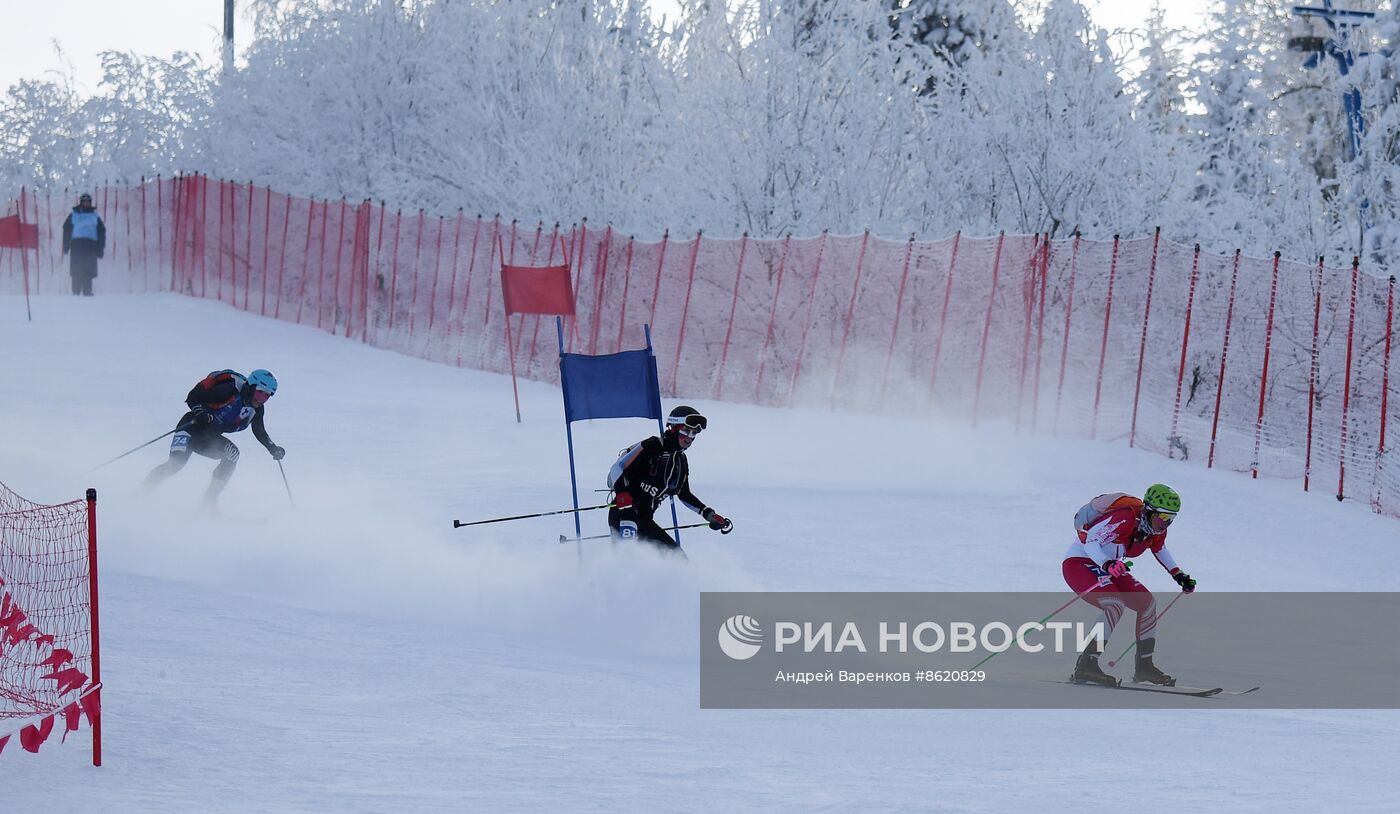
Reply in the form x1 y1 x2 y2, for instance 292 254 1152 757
0 215 38 250
501 264 575 315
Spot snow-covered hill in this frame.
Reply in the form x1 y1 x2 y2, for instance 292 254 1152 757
2 294 1396 812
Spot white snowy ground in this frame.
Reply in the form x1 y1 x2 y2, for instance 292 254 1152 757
2 294 1398 813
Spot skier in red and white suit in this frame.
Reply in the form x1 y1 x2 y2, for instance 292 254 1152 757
1062 484 1196 686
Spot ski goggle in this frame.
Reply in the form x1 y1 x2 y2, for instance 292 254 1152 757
667 413 708 432
1143 509 1176 532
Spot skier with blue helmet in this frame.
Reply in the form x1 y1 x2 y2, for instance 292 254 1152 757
144 368 285 507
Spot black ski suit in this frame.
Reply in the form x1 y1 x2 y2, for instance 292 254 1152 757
607 432 711 552
144 371 280 504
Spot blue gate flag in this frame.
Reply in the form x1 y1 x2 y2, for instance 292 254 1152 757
560 349 663 423
557 318 675 542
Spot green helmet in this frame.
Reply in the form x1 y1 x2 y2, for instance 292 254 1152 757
1143 483 1181 513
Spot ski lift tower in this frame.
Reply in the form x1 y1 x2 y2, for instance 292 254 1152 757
1289 1 1376 250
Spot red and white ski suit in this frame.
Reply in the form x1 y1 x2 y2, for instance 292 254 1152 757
1062 493 1184 641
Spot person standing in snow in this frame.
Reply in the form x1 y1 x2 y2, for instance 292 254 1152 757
144 369 285 507
61 192 106 296
1063 484 1196 687
607 405 732 553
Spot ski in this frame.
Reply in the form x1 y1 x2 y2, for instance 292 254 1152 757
1062 678 1223 697
1126 682 1261 696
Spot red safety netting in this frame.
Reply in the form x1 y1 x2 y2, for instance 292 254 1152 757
0 482 100 761
4 178 1398 521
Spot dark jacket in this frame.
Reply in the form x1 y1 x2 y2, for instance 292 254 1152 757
608 433 709 518
62 205 106 279
185 371 275 448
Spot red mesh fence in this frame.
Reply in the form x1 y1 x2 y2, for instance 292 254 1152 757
4 177 1399 519
0 482 100 760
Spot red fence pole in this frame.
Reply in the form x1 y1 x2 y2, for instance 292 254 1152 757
407 209 427 338
1305 257 1325 491
648 229 670 329
481 217 501 335
1015 234 1042 431
670 231 703 394
615 235 636 353
1129 228 1162 448
85 488 102 768
568 219 588 350
169 176 183 292
1090 234 1122 439
455 214 482 361
715 233 750 400
444 209 465 335
426 213 447 335
387 209 403 332
928 231 961 409
971 231 1006 426
304 198 330 325
1053 233 1082 434
368 202 385 343
1252 252 1282 479
523 222 559 371
271 191 290 319
1374 274 1396 510
258 185 271 316
18 186 32 320
155 176 165 289
242 181 253 309
832 230 871 404
139 178 149 291
1337 257 1360 500
788 230 830 407
589 225 613 355
879 235 916 402
292 197 315 322
327 198 348 332
121 184 132 284
199 176 210 298
1207 249 1243 468
217 179 227 302
43 188 57 293
754 235 792 403
405 209 427 339
31 186 45 294
1168 244 1203 458
1029 234 1051 433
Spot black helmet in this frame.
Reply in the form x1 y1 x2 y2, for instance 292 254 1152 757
666 405 707 432
78 192 92 205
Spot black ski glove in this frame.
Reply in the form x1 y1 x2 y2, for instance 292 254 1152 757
703 508 733 534
266 443 286 461
190 408 215 427
1172 570 1196 593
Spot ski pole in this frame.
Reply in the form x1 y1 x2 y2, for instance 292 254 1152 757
970 584 1103 670
1105 591 1188 667
277 460 295 508
453 503 612 529
559 522 708 544
90 425 186 472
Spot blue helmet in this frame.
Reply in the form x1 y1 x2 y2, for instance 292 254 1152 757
248 369 278 397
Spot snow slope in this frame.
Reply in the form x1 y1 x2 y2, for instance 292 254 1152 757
1 294 1397 813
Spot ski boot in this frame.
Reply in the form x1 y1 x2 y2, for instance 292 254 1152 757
1133 638 1175 686
1071 642 1118 687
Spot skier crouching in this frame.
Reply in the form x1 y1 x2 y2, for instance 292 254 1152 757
1063 484 1197 686
145 369 285 508
607 405 732 554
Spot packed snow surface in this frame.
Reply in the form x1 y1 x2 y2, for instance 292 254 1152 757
2 294 1396 812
